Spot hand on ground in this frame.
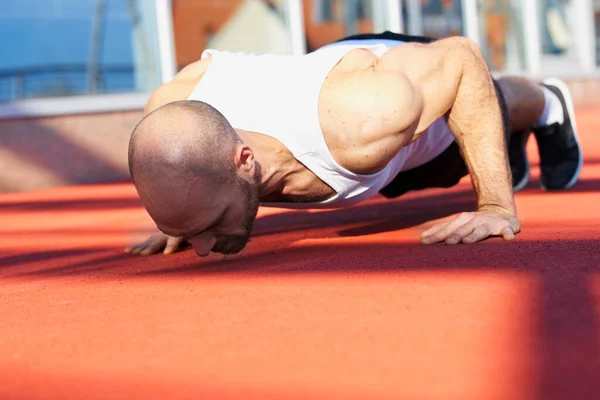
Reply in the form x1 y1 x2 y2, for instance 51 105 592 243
125 232 188 256
421 209 520 245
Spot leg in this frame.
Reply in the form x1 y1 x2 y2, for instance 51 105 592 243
495 76 545 133
497 76 582 191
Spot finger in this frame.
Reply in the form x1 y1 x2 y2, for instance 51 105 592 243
422 213 474 244
462 225 491 244
421 214 468 238
421 223 450 244
163 237 184 255
140 238 168 256
140 240 166 256
445 220 484 245
129 243 150 255
125 243 145 253
422 221 450 239
501 227 515 241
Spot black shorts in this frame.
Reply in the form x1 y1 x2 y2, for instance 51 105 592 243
335 31 510 199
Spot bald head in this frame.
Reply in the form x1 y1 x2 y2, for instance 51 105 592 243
128 100 260 256
129 100 239 185
129 100 243 224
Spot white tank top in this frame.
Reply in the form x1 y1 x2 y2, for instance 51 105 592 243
187 42 454 209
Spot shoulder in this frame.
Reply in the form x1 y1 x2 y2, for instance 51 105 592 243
375 36 480 73
173 54 212 82
144 56 213 115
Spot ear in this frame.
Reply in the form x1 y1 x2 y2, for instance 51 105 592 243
233 143 256 180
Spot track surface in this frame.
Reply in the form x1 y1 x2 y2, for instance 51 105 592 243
1 108 600 400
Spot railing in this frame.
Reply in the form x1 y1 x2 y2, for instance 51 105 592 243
0 65 137 102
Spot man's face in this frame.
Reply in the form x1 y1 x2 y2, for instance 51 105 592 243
150 175 260 257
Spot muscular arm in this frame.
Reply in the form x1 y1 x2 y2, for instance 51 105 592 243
377 37 515 215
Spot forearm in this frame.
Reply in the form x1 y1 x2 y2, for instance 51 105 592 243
447 44 515 214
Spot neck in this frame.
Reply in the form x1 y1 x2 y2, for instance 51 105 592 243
235 129 302 199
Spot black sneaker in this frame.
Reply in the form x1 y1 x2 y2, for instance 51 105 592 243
508 130 531 192
532 78 583 191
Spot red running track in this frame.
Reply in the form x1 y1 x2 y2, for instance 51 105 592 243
1 108 600 400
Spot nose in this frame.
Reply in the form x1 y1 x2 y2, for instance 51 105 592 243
190 235 217 257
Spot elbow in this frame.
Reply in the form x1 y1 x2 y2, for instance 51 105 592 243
449 37 488 73
442 37 491 96
450 36 484 58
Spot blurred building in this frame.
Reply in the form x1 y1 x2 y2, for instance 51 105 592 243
1 0 600 192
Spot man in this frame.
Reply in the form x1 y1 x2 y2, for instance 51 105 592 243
126 32 582 257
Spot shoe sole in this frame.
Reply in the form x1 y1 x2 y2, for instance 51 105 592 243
541 78 584 191
512 131 531 192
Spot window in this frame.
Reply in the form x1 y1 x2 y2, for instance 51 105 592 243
478 0 527 72
420 0 464 39
0 0 162 102
171 0 295 70
305 0 392 51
